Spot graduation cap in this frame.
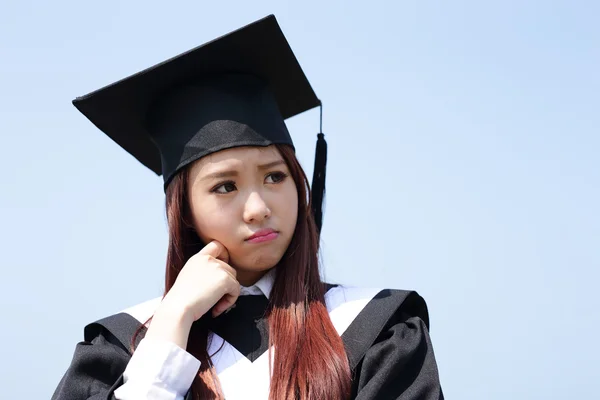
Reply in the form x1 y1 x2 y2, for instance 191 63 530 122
72 14 328 232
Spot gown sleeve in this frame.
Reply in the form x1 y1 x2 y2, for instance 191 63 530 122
51 317 200 400
352 293 444 400
51 325 130 400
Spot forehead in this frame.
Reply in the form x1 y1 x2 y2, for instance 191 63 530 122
191 145 283 173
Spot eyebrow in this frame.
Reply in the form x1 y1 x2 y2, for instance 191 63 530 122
201 160 287 181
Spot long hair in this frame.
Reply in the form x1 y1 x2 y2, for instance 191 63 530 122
137 144 351 399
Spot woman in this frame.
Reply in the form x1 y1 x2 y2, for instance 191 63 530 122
52 15 444 400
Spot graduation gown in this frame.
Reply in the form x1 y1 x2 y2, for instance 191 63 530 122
52 285 444 399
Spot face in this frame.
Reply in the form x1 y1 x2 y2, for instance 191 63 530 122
187 145 298 286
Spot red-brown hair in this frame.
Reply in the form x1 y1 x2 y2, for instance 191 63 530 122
147 144 351 399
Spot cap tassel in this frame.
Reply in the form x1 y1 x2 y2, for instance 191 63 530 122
311 102 327 234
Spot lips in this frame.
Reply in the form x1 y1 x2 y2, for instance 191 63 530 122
246 229 279 243
246 228 278 241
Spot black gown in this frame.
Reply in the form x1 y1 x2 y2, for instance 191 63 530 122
52 285 444 399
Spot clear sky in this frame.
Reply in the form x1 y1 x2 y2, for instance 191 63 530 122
1 1 598 399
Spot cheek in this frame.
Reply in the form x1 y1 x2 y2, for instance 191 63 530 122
281 184 299 227
191 203 233 244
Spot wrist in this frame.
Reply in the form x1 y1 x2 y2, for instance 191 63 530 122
156 296 195 326
145 298 195 349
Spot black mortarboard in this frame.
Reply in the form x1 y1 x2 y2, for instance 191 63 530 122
72 15 328 232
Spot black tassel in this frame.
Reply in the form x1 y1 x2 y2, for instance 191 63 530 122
311 102 327 234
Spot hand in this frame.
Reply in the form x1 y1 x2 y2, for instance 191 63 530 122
145 241 240 348
163 240 240 320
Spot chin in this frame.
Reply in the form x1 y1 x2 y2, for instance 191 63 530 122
230 249 284 271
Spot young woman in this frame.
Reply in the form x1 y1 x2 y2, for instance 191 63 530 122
52 15 444 400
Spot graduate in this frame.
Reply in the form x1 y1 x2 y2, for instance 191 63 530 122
52 15 444 400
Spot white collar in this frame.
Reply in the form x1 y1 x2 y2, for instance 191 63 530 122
239 268 276 299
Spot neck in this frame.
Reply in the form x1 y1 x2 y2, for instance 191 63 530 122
236 268 270 287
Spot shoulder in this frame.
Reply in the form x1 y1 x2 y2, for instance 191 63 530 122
326 286 432 372
324 285 430 336
325 286 428 322
83 296 162 349
120 296 163 324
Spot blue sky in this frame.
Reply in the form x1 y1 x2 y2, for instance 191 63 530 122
1 1 598 399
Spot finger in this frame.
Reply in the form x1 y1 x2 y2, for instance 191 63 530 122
212 294 238 317
198 240 230 263
213 278 241 317
221 275 241 301
215 259 237 278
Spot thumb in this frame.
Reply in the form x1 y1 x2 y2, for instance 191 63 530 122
199 240 230 264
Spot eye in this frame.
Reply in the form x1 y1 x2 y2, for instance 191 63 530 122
266 171 289 184
211 181 237 194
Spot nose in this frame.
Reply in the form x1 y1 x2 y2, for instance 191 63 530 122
243 191 271 223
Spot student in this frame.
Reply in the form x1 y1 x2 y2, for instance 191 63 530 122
52 15 444 400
